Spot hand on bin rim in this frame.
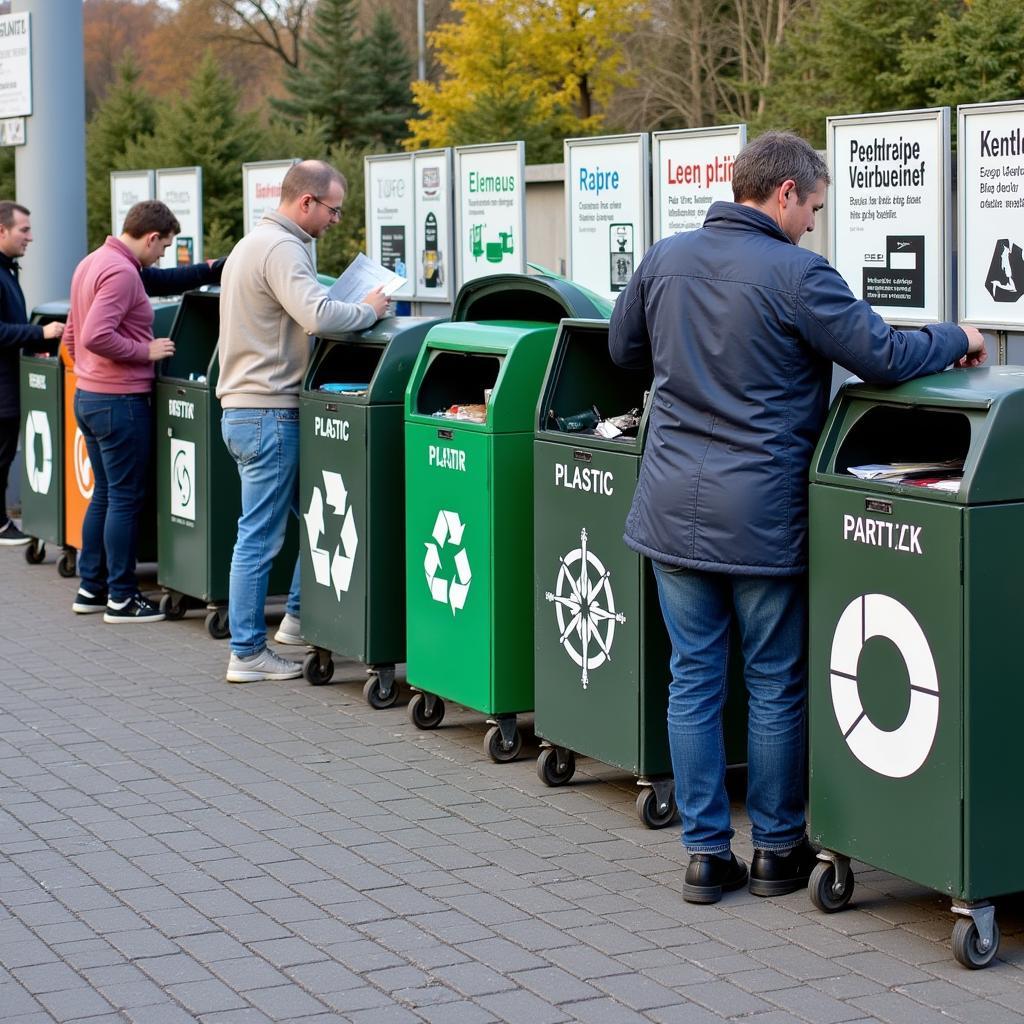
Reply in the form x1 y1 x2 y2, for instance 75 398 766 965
958 325 987 368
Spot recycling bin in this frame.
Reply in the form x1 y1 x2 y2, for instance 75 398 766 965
60 297 180 579
154 289 298 638
20 302 70 569
298 316 442 703
807 367 1024 969
531 319 748 826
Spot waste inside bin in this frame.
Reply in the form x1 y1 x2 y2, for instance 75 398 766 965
807 366 1024 969
532 319 747 826
155 288 298 638
298 316 442 702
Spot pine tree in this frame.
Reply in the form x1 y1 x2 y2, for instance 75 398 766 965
357 9 415 150
85 54 157 249
271 0 368 147
122 52 264 255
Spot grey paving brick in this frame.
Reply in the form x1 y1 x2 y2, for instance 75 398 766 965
765 983 867 1022
35 986 116 1021
681 979 774 1017
477 988 572 1023
510 966 601 1004
243 984 331 1019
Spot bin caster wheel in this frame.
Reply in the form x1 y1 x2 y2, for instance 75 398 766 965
952 916 1000 969
809 860 855 914
537 747 575 786
408 692 444 730
57 548 77 578
159 592 188 621
303 650 335 686
485 724 522 763
24 539 45 564
636 787 676 829
204 608 230 640
363 672 398 709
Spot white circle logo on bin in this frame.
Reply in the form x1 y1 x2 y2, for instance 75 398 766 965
830 593 940 778
423 510 471 614
304 470 358 600
24 409 52 495
170 438 196 521
546 527 626 690
73 428 94 499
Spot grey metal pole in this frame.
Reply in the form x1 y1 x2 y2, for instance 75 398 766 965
13 0 87 310
417 0 425 81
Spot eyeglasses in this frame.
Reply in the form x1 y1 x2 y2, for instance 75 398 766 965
312 196 342 220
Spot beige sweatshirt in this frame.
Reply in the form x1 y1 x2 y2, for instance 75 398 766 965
217 211 377 409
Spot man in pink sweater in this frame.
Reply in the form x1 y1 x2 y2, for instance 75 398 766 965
63 201 178 622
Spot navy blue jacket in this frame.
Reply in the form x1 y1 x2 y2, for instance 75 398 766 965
609 201 968 575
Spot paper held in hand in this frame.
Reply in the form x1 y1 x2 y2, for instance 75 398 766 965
327 253 405 304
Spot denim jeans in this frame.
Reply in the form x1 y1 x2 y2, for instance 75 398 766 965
652 563 808 856
74 390 152 601
221 408 301 657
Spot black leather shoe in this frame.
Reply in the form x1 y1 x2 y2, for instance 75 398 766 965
683 853 748 904
749 837 818 897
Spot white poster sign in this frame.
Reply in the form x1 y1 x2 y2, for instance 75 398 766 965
565 134 649 302
958 101 1024 330
365 153 415 300
455 142 526 286
110 170 154 236
828 108 950 325
653 125 746 239
412 149 453 302
0 13 31 119
243 159 297 236
156 166 203 269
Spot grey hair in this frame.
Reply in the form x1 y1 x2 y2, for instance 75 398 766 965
732 131 830 204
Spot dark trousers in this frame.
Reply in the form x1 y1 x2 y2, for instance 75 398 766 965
74 390 152 600
0 415 18 522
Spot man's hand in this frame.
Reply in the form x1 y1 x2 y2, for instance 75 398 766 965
361 285 388 319
957 325 987 367
42 321 64 341
148 337 175 361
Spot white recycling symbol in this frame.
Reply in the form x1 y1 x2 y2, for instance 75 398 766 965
423 509 472 614
303 470 358 600
24 409 52 495
546 528 625 689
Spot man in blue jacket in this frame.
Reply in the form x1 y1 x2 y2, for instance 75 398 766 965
0 202 64 545
609 132 985 905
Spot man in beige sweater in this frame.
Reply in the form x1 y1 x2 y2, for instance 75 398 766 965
218 160 387 683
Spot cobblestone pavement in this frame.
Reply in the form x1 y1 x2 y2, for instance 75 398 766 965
2 548 1023 1024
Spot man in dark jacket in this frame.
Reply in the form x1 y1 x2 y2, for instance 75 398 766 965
0 201 64 545
609 132 985 905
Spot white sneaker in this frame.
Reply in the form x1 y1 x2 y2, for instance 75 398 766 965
273 612 304 645
226 648 302 684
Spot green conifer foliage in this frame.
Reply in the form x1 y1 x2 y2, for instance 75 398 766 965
357 10 416 150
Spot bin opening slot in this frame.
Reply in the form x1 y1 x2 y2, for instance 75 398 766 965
162 297 220 381
311 341 384 395
461 291 569 324
545 328 651 441
415 350 502 423
834 406 971 486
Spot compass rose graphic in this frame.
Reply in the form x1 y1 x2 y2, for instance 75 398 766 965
546 528 626 689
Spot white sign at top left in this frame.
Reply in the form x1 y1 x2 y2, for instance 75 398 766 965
0 14 31 119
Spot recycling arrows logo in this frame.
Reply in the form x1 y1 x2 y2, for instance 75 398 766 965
24 409 52 495
73 428 94 499
304 470 358 600
423 509 472 614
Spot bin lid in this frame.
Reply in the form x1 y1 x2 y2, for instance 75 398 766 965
30 300 70 320
451 272 612 323
812 366 1024 504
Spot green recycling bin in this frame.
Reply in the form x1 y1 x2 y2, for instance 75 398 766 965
154 288 298 638
532 319 747 827
403 274 611 762
298 316 442 703
807 366 1024 969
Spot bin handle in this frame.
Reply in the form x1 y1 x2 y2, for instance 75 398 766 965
326 403 338 412
176 387 186 397
573 449 592 462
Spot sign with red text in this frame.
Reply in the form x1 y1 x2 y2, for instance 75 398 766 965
366 153 415 300
243 159 298 236
958 100 1024 330
653 125 745 239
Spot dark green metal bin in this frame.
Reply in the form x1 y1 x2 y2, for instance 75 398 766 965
298 316 441 704
807 366 1024 969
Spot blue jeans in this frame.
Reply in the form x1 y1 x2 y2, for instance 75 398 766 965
221 408 301 657
652 564 808 856
74 390 152 601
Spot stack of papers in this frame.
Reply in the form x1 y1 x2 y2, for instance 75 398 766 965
847 461 962 491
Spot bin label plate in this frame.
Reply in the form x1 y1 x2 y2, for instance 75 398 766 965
424 509 472 613
305 469 359 599
25 409 52 495
170 438 196 522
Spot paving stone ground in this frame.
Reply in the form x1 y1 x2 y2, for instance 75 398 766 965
2 545 1023 1024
